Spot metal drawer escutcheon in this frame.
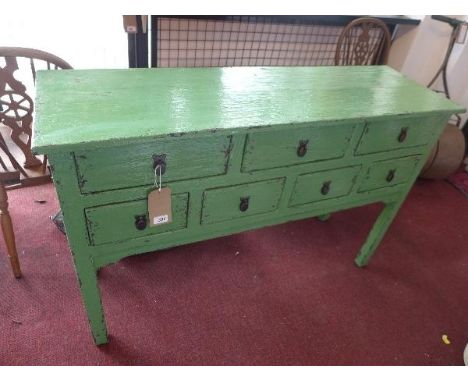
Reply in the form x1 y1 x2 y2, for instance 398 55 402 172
397 127 408 143
239 197 250 212
296 140 309 157
386 169 396 183
134 215 147 230
152 154 167 175
321 181 332 195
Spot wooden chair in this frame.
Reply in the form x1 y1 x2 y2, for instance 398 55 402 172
0 47 72 189
0 47 72 277
0 176 21 277
335 17 392 66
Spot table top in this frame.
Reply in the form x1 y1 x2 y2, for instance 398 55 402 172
33 65 465 153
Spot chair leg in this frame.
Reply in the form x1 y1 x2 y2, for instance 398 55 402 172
0 182 21 278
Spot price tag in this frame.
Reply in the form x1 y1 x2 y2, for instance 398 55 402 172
148 187 172 227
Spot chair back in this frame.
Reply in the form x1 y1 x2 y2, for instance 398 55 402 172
0 47 72 188
335 18 392 66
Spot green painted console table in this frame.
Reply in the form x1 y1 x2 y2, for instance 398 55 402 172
32 66 464 345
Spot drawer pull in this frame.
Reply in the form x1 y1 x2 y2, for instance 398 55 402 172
321 181 331 195
386 169 396 183
239 197 250 212
296 140 309 157
134 215 147 230
152 154 167 175
398 127 408 143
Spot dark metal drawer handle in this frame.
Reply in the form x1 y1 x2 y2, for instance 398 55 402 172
239 197 250 212
297 140 309 157
152 154 167 175
135 215 147 230
398 127 408 143
321 181 331 195
386 169 396 183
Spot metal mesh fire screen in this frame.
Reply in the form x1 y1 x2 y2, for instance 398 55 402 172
151 16 392 68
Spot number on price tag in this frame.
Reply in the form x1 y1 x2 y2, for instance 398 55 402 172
153 214 169 225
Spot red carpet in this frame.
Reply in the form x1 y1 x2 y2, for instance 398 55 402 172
447 171 468 198
1 180 467 365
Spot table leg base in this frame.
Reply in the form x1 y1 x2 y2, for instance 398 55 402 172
354 200 403 267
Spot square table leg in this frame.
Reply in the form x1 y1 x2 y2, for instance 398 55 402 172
354 199 404 267
72 252 108 345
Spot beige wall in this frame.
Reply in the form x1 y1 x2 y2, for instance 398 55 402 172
387 24 420 72
388 16 468 126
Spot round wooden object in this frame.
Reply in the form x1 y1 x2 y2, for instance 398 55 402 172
420 123 466 179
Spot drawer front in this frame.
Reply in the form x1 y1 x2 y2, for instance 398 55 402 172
289 166 361 207
85 193 189 245
75 135 232 193
358 156 421 192
355 117 435 155
242 124 355 172
201 178 285 224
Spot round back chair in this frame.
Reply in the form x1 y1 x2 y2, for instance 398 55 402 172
0 47 72 278
0 47 72 188
335 17 392 66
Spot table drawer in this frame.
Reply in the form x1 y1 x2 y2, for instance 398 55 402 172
85 193 189 245
355 117 435 155
241 124 355 172
201 178 285 224
358 156 421 192
289 166 361 207
75 135 232 193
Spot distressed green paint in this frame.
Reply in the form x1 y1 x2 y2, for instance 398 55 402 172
201 178 285 224
355 200 403 267
358 156 421 192
85 193 189 245
32 66 465 345
241 123 355 172
46 151 108 345
75 135 231 193
32 66 464 153
355 116 439 155
289 166 361 206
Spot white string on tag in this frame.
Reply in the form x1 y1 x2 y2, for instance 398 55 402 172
154 164 162 192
